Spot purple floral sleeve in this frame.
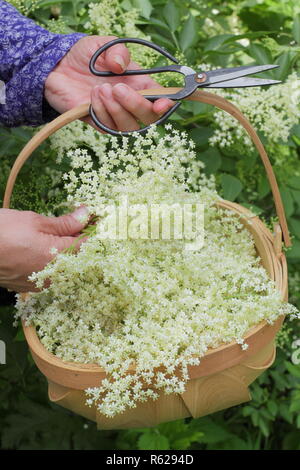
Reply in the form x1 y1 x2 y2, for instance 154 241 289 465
0 1 86 127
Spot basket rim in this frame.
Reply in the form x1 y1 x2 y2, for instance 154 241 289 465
21 200 287 385
23 317 283 372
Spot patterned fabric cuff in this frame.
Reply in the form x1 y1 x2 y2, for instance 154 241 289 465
1 32 86 127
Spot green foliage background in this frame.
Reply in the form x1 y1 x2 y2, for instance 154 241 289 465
1 0 300 450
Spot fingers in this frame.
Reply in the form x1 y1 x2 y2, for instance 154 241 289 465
83 35 131 74
102 41 131 74
112 83 174 125
38 207 90 237
92 83 140 131
153 97 175 115
48 234 88 254
112 83 158 125
0 208 90 293
90 82 175 132
90 85 117 131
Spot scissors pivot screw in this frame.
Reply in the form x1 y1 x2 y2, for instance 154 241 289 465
195 72 207 83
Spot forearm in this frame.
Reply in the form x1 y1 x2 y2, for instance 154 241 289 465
0 1 85 126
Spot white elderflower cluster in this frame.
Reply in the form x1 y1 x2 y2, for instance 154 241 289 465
50 120 109 163
209 73 300 149
84 0 156 67
15 127 298 418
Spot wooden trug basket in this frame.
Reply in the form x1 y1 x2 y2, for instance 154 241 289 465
3 89 291 429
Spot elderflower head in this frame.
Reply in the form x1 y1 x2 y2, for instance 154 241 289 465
84 0 156 68
15 126 299 418
209 73 300 149
49 120 109 163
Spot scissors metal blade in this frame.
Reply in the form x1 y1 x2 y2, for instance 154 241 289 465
202 64 279 87
204 76 282 88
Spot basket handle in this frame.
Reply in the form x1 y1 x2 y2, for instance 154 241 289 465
2 88 291 247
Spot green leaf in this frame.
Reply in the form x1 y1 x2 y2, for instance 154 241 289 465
148 33 175 50
289 217 300 239
274 52 292 81
179 14 197 52
199 148 222 175
120 0 133 11
291 189 300 207
203 34 234 52
193 417 233 443
132 0 153 19
144 17 171 31
189 126 214 147
280 187 294 217
2 399 58 449
138 431 170 450
248 43 272 64
288 176 300 190
220 156 236 172
251 410 259 427
191 102 212 115
242 405 254 417
292 14 300 44
292 135 300 146
286 240 300 261
172 431 203 450
258 416 270 437
163 1 180 32
285 361 300 379
260 407 274 421
290 189 300 207
182 100 213 118
14 328 25 342
223 31 279 43
0 138 20 157
290 400 300 413
267 400 278 417
221 174 243 201
292 124 300 138
157 419 203 450
258 174 270 199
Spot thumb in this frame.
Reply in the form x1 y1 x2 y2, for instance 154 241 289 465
41 206 90 237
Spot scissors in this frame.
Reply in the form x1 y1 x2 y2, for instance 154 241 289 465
89 38 281 137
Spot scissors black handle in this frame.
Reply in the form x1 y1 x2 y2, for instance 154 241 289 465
89 38 189 137
89 38 281 137
89 37 179 76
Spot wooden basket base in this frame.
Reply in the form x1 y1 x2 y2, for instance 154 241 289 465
48 341 276 430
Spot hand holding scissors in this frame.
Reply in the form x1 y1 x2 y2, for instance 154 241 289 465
89 38 281 137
